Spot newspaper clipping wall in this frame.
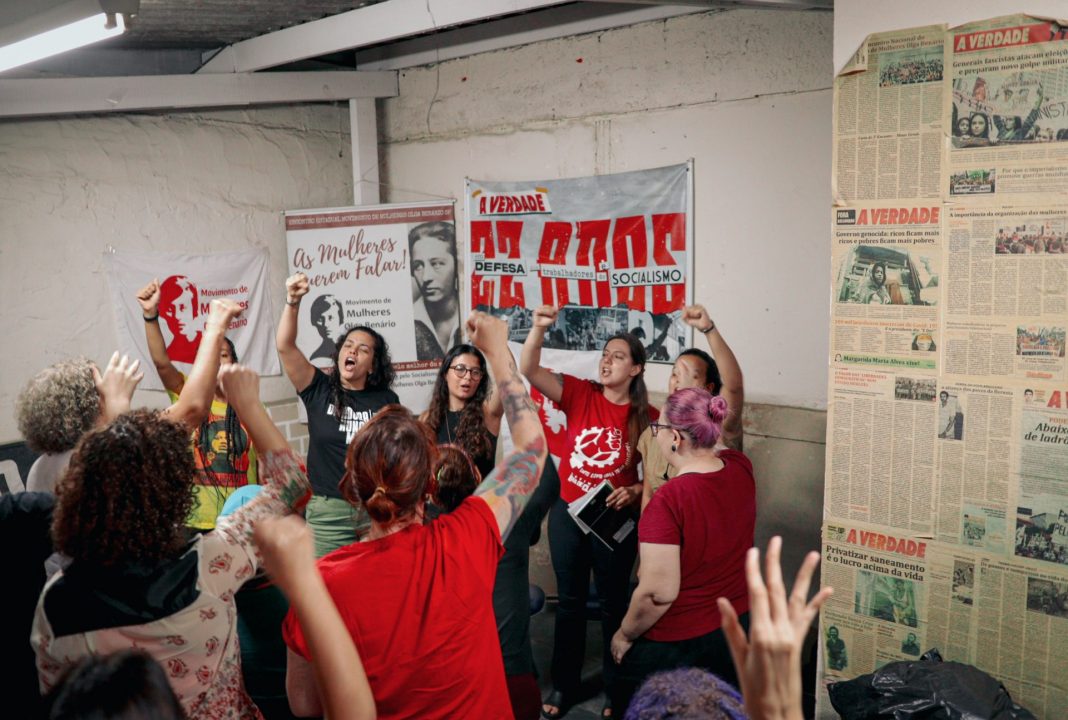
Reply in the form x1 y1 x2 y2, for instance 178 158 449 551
833 25 945 204
823 14 1068 719
284 202 456 411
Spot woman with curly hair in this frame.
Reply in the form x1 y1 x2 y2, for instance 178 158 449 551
609 387 756 713
277 271 399 557
16 298 239 495
137 278 258 530
32 360 312 720
421 343 503 481
283 312 547 719
16 358 104 494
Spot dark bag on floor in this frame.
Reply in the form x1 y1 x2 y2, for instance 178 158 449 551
827 649 1037 719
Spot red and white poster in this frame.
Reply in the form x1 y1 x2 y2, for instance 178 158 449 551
465 163 693 362
105 248 279 391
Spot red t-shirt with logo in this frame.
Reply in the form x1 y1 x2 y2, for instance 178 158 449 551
557 375 657 503
638 449 755 642
282 497 510 720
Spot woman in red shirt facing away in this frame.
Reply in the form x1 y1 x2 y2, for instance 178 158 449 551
521 305 653 720
283 312 547 720
609 387 755 713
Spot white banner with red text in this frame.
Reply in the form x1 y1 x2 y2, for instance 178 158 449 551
104 248 279 392
283 202 457 412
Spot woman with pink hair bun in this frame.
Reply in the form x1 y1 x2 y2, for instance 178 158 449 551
609 386 756 714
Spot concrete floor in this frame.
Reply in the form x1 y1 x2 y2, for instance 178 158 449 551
530 605 611 719
528 602 822 720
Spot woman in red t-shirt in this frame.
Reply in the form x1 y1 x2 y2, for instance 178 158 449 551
521 305 653 720
283 312 547 720
608 386 755 713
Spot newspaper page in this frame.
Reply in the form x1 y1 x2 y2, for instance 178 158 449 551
943 204 1068 388
975 557 1068 716
1016 395 1068 569
819 522 930 697
831 202 942 371
946 15 1068 201
826 367 936 535
933 381 1014 548
833 25 945 204
945 204 1068 321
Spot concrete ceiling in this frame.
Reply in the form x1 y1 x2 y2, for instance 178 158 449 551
0 0 829 117
3 0 831 76
117 0 387 49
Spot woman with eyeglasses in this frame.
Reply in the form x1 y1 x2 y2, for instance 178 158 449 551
424 344 559 720
608 386 755 713
521 305 655 720
421 344 503 480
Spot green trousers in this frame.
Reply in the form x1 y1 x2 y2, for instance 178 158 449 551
305 495 371 558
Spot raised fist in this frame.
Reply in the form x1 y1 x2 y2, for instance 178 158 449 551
532 305 559 329
206 298 243 331
285 273 310 303
136 279 161 314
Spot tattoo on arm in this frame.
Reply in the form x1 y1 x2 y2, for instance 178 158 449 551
475 445 544 543
497 360 539 426
475 359 546 542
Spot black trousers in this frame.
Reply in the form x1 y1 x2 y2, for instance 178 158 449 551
547 497 638 699
610 613 750 715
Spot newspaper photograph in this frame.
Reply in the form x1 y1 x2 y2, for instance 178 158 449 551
933 381 1013 547
946 15 1068 200
943 320 1066 382
974 557 1068 716
826 367 935 534
834 25 945 203
818 521 930 696
922 547 981 664
1016 397 1068 568
945 205 1068 321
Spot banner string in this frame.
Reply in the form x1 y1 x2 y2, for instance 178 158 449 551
357 175 455 203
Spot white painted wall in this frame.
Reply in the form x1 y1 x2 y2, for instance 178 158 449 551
0 105 352 443
380 8 834 411
835 1 1068 74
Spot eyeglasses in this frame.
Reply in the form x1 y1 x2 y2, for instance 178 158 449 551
449 364 484 380
649 422 675 437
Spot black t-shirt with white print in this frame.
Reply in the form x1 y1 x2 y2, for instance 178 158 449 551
299 368 398 498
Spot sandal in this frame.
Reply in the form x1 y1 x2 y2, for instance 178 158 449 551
541 689 570 719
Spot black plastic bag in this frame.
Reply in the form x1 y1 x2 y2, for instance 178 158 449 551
827 649 1037 719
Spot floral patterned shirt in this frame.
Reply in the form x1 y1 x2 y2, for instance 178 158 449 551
32 449 310 719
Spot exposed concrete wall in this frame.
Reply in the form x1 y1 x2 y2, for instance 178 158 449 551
380 8 835 412
378 8 834 584
0 105 352 443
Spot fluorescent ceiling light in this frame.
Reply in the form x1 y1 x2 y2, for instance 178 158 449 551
0 0 137 74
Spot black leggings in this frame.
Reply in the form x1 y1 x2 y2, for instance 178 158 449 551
610 614 750 714
547 497 638 698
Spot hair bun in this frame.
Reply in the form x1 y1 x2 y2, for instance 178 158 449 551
707 395 729 425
